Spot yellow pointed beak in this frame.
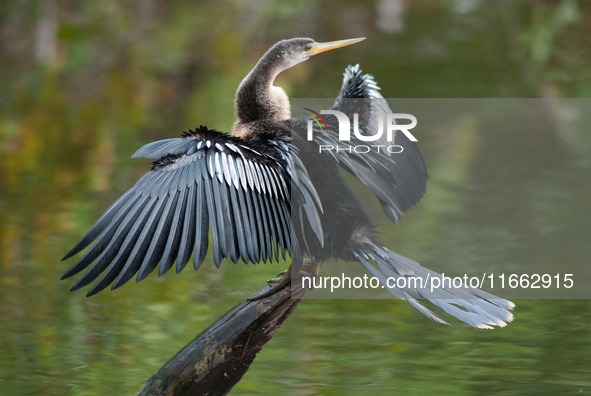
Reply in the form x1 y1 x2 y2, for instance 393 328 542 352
309 37 366 55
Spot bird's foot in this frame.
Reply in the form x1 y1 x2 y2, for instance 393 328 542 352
248 267 292 301
299 259 321 279
296 259 323 290
267 269 289 285
248 259 324 301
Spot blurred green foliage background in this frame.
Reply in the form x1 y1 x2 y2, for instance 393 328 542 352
1 0 591 395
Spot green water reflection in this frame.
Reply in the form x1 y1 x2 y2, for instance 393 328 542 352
1 1 590 395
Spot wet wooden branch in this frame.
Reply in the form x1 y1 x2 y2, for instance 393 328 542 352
135 273 307 396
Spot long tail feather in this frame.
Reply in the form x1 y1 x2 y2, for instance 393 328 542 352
354 245 514 329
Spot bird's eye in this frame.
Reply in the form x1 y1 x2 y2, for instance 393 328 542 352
305 44 312 51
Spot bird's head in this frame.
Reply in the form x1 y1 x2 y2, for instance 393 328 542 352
234 37 366 125
265 37 366 73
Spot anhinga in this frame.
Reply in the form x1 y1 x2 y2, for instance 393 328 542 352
62 38 514 329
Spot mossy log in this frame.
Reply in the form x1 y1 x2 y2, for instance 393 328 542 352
135 273 307 396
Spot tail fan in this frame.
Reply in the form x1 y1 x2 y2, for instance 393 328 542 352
353 245 514 329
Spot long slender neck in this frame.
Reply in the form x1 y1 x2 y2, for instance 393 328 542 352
234 53 291 125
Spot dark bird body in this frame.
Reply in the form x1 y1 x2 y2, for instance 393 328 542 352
292 127 377 262
62 38 514 328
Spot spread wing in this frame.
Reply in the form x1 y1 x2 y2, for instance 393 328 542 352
311 64 428 223
61 126 321 296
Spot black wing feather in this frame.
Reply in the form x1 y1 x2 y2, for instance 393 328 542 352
176 183 197 273
62 126 306 295
193 180 209 270
64 193 143 281
158 187 188 277
111 195 168 289
136 190 178 282
311 64 428 223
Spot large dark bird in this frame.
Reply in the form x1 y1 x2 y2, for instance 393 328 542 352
62 38 514 328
